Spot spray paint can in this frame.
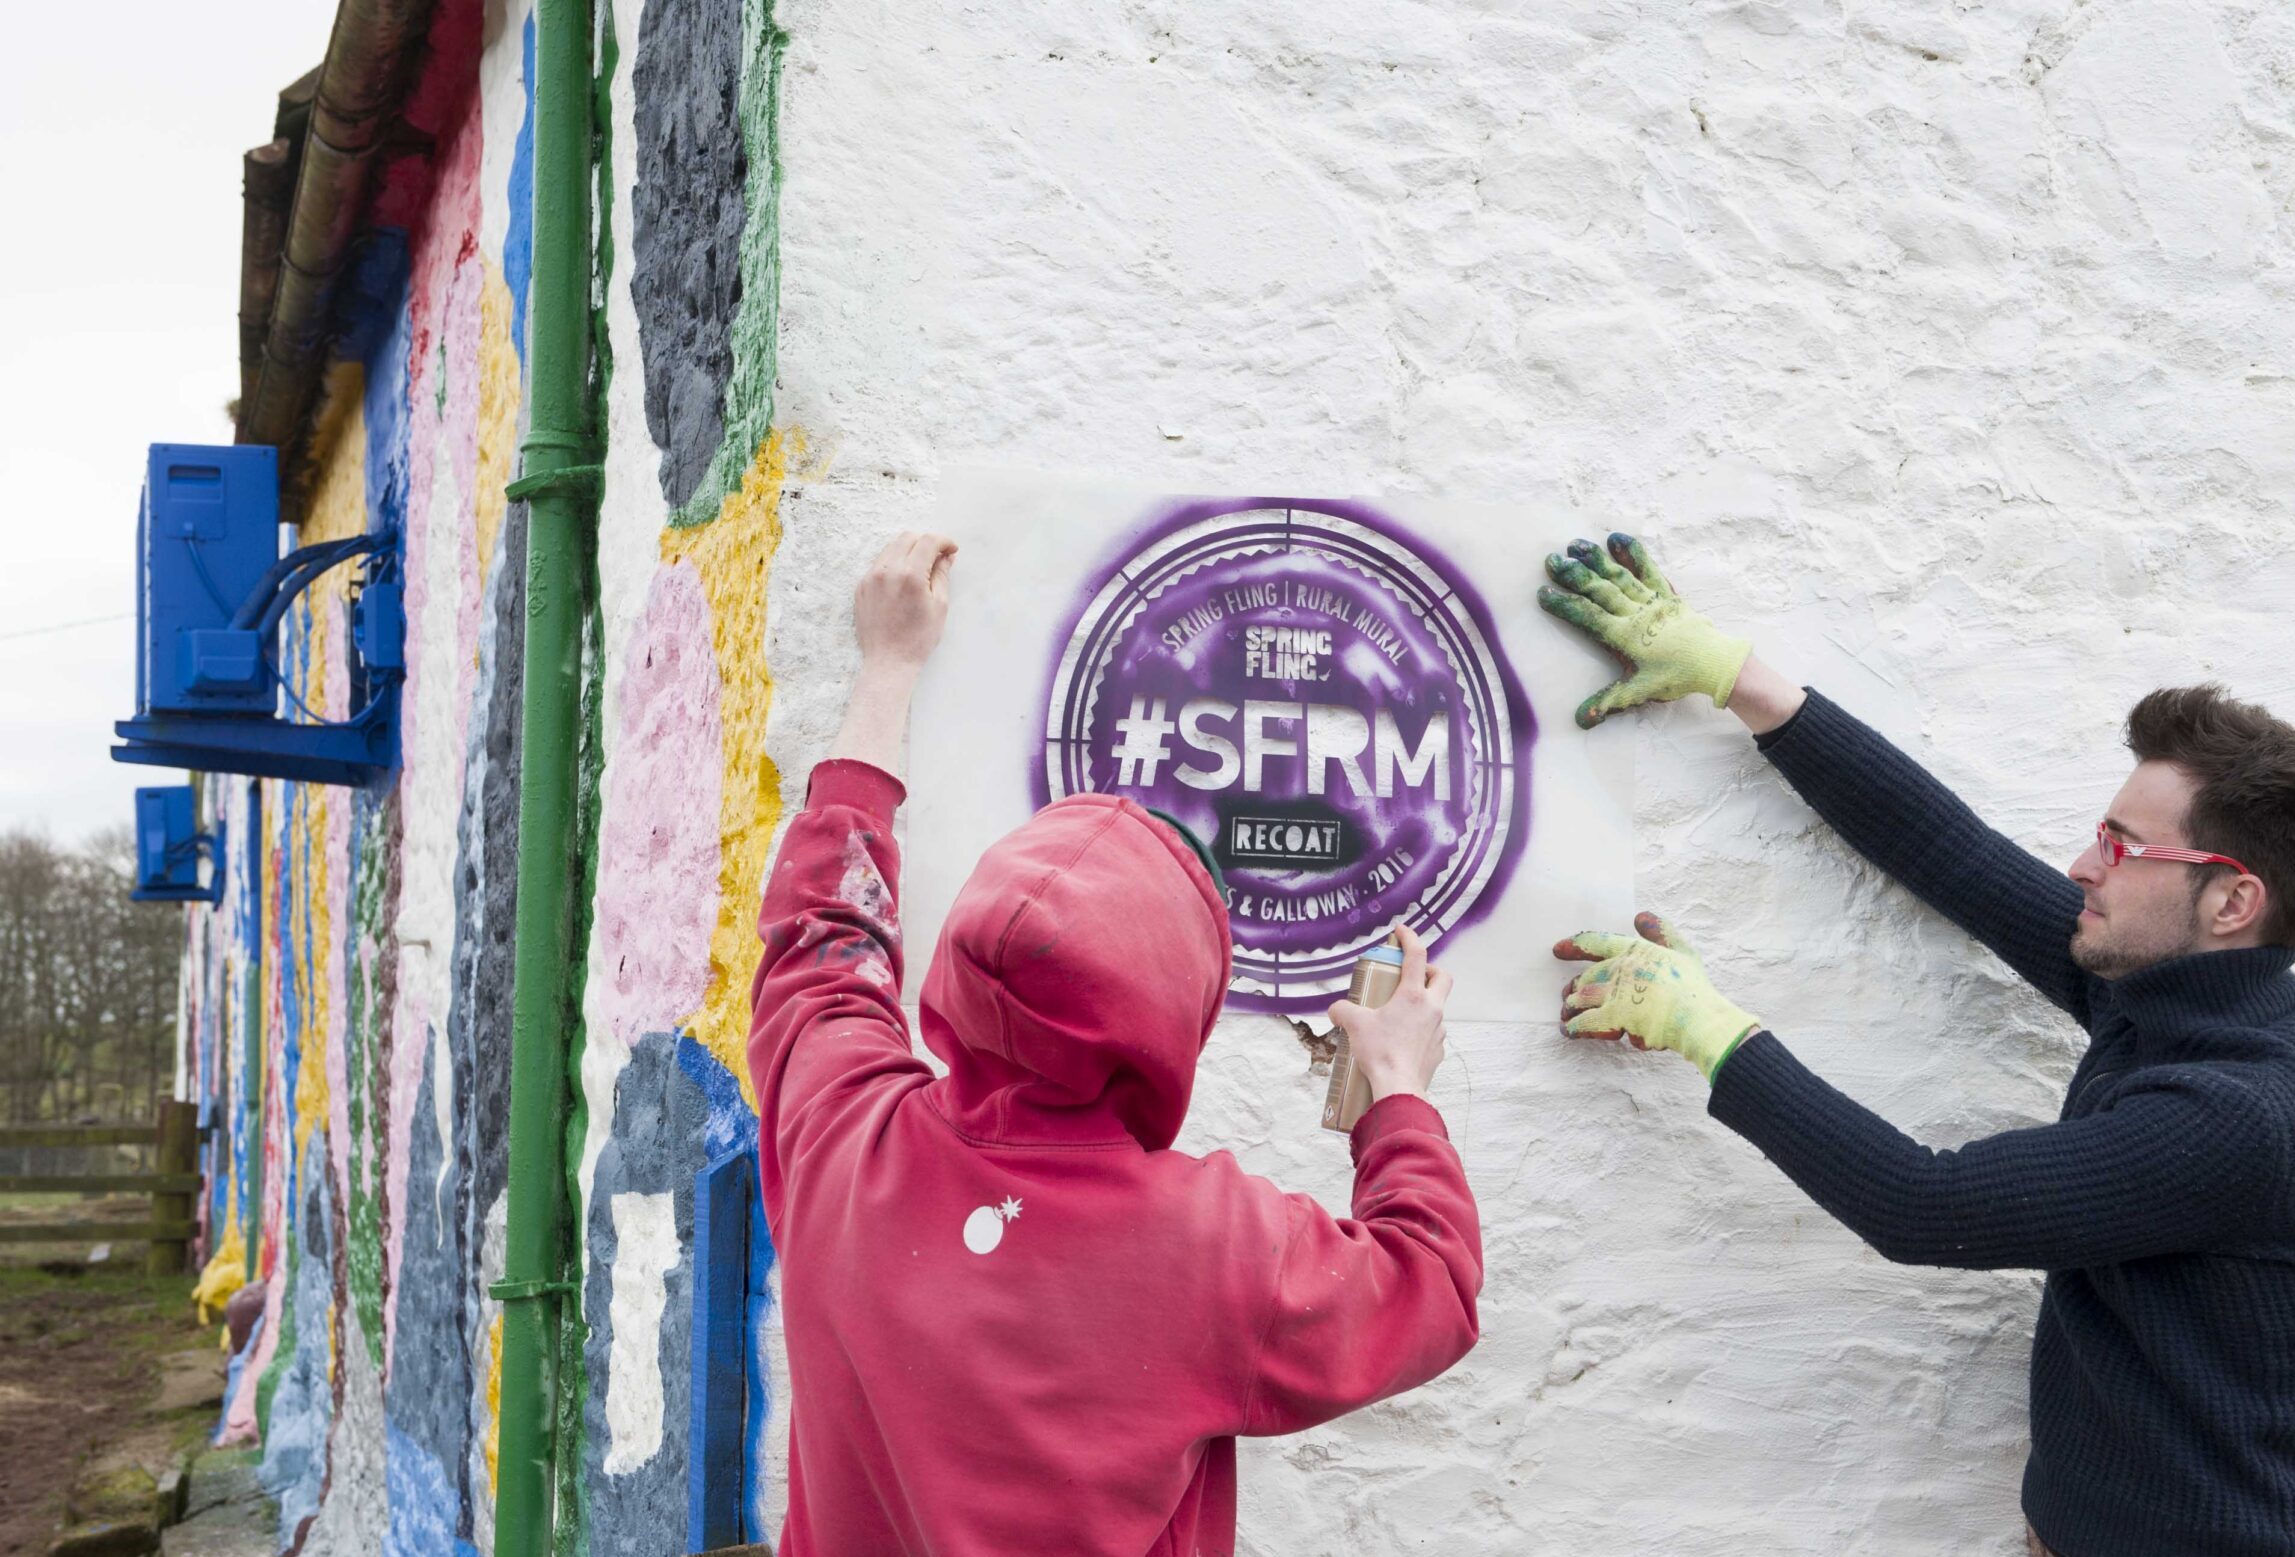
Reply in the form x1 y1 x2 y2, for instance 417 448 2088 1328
1320 932 1407 1134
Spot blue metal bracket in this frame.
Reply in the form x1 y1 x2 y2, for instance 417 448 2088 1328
112 443 405 787
131 785 225 904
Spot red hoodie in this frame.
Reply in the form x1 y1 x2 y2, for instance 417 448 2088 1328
749 759 1483 1556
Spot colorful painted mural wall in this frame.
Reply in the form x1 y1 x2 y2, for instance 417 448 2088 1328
177 0 796 1548
174 0 2295 1552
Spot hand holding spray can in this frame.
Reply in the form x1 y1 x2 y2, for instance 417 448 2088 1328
1320 931 1406 1134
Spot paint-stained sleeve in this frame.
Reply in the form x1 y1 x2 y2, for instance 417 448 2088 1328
1710 1031 2292 1268
1758 689 2092 1022
1239 1094 1482 1435
749 758 930 1227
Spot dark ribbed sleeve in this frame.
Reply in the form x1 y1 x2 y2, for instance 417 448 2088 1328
1759 690 2091 1021
1709 1032 2284 1269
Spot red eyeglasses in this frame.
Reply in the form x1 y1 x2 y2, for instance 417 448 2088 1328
2095 820 2252 878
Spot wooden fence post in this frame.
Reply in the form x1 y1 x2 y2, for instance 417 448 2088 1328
149 1101 200 1276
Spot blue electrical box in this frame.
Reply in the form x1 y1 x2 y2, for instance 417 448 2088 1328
137 445 281 716
131 785 224 904
112 442 404 787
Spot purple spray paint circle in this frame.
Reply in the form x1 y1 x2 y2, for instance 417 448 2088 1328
1039 499 1533 1009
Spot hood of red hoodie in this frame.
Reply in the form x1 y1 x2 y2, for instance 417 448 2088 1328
919 794 1232 1149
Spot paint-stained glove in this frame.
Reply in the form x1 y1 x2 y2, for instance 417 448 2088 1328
1553 912 1760 1084
1537 533 1751 729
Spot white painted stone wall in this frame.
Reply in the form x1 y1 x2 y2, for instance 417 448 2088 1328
748 1 2295 1550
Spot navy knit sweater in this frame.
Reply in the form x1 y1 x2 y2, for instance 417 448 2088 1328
1708 690 2295 1557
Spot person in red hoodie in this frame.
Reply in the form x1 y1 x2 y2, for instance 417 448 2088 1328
747 531 1484 1556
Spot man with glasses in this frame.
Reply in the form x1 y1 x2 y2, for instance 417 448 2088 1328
1537 534 2295 1557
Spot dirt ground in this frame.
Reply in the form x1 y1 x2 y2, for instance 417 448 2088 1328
0 1236 216 1554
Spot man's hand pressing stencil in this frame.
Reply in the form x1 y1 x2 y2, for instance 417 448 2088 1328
1537 532 1753 729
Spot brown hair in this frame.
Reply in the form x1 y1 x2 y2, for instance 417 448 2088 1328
2125 685 2295 945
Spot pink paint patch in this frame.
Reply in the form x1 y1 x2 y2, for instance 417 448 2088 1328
592 562 726 1046
220 1265 288 1446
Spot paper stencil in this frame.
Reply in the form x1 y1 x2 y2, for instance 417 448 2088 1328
904 472 1634 1021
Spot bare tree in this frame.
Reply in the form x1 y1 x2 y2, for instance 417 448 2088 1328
0 827 183 1124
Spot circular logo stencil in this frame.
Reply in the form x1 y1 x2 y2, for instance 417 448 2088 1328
1039 500 1533 1008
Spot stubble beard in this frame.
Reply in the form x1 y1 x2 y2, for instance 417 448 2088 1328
2069 903 2203 981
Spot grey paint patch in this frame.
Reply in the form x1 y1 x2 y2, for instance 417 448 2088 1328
449 497 523 1237
382 1025 472 1532
447 497 525 1535
580 1032 709 1554
630 0 746 511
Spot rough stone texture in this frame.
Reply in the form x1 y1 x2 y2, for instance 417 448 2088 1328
760 2 2295 1552
64 1466 160 1527
293 1339 387 1557
631 0 749 512
161 1453 274 1557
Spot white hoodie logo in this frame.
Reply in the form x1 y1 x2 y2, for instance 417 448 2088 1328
963 1196 1024 1255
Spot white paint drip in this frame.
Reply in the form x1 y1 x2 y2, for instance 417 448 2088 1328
429 1022 453 1244
837 830 895 927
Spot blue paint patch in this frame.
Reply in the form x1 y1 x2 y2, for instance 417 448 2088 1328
504 10 537 367
276 766 308 1245
675 1034 756 1162
671 1037 776 1537
385 1423 460 1557
233 778 263 1268
743 1183 776 1538
688 1145 751 1548
337 229 413 369
358 239 415 542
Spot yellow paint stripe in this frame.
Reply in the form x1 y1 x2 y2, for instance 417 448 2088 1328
475 266 518 593
485 1309 504 1493
660 430 809 1106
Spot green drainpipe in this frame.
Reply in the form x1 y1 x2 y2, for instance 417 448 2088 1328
494 0 601 1547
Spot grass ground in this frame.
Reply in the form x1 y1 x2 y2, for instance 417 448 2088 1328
0 1255 219 1553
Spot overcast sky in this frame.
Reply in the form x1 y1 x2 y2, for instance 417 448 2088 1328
0 3 335 842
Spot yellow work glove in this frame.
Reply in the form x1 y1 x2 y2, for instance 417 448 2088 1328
1537 533 1751 729
1553 912 1761 1083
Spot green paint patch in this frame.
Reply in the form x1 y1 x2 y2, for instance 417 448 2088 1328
668 0 788 529
344 801 402 1371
